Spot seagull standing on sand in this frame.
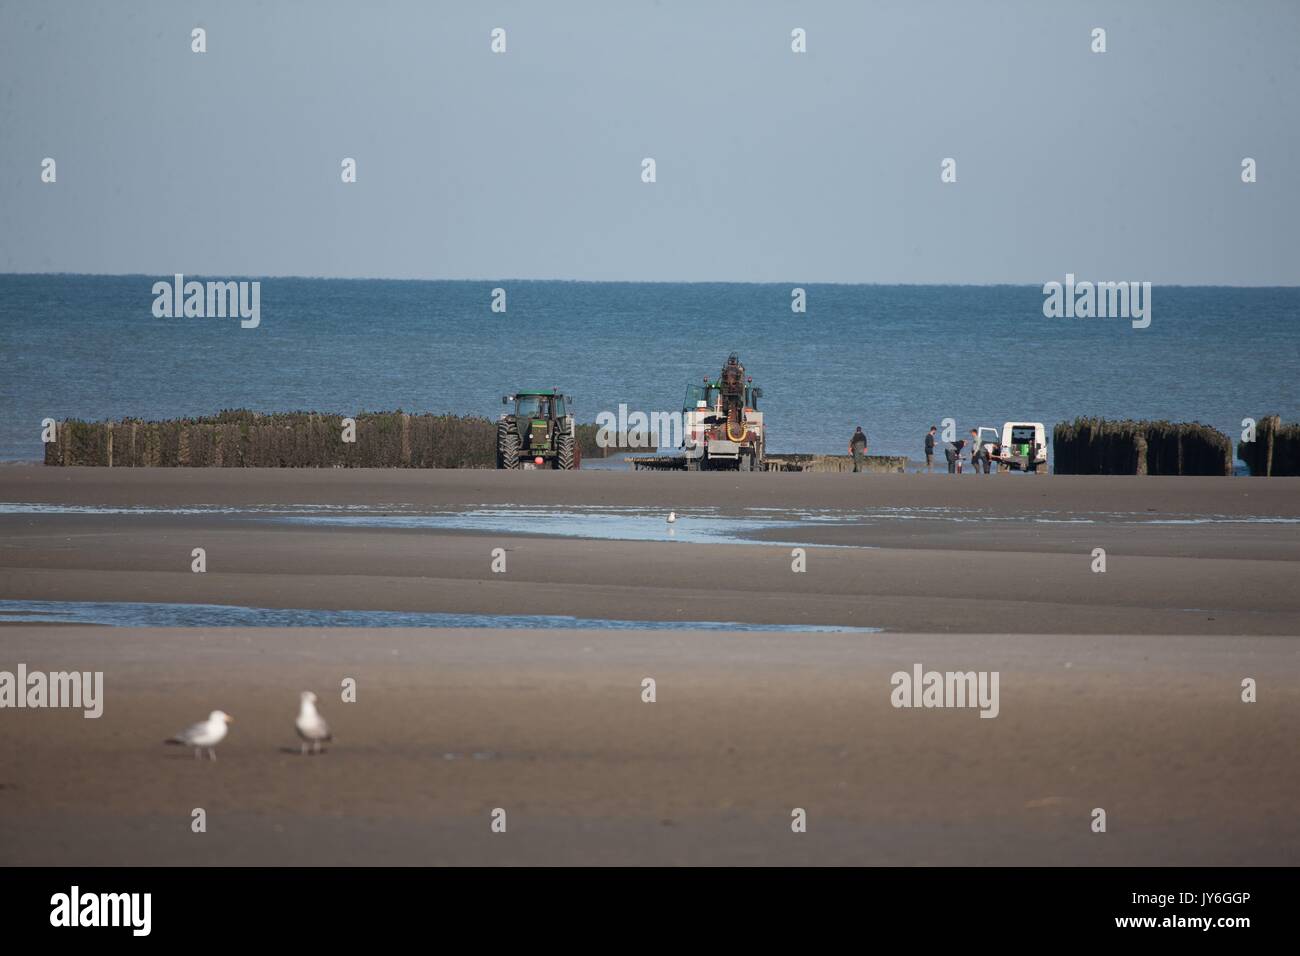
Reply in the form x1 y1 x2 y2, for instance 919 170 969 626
165 710 232 761
295 691 332 755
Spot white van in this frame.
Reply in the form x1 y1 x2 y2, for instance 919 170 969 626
981 422 1048 473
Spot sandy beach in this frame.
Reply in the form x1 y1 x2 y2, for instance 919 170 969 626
1 625 1296 866
0 466 1298 865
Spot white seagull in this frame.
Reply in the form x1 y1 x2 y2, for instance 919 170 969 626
295 691 332 755
165 710 232 761
667 511 677 524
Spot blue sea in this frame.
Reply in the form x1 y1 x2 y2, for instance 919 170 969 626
1 275 1297 462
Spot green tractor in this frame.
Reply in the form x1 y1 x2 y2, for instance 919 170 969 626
497 390 579 470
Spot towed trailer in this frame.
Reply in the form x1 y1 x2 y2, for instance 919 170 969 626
630 453 909 473
630 455 689 472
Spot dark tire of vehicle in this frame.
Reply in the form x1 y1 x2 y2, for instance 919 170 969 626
557 433 575 470
497 422 520 470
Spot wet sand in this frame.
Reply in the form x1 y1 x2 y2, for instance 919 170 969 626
0 467 1297 864
8 464 1300 514
1 467 1298 633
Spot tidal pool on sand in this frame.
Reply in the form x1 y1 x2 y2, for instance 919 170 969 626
0 599 880 632
2 502 1294 543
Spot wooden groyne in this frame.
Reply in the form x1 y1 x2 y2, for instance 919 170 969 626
43 411 657 468
44 411 496 468
577 430 657 458
1052 418 1232 476
766 454 909 474
1237 415 1300 477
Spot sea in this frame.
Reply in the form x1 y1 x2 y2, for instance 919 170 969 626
2 274 1297 462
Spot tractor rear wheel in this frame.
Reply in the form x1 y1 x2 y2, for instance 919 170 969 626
557 433 576 470
497 422 520 470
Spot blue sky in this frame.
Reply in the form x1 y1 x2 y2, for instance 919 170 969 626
1 0 1296 284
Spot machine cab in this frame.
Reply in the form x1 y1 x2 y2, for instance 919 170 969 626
505 391 569 420
683 384 761 414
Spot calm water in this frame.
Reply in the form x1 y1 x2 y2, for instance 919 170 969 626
2 275 1296 460
0 599 878 632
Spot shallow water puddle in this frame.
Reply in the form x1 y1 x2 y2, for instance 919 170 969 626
0 501 858 545
0 599 880 632
2 502 1293 547
277 507 821 544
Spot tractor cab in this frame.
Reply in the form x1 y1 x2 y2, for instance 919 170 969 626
510 392 567 421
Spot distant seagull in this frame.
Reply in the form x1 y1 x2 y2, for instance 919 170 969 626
295 691 332 756
667 511 677 524
165 710 232 761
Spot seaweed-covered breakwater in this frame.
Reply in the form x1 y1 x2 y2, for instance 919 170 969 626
1237 415 1300 477
43 411 650 468
1052 418 1233 476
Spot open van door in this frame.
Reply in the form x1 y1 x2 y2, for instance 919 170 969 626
994 422 1048 473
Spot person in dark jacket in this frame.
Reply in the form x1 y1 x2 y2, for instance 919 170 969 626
924 426 937 472
945 439 965 474
849 426 868 472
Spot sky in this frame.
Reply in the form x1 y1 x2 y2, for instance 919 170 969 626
1 0 1297 284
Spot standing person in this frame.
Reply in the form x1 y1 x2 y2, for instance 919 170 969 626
924 426 937 473
968 429 985 475
849 426 868 473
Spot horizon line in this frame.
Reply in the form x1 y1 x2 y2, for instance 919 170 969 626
2 271 1299 290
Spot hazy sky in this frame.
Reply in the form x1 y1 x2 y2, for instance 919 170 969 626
2 0 1296 284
